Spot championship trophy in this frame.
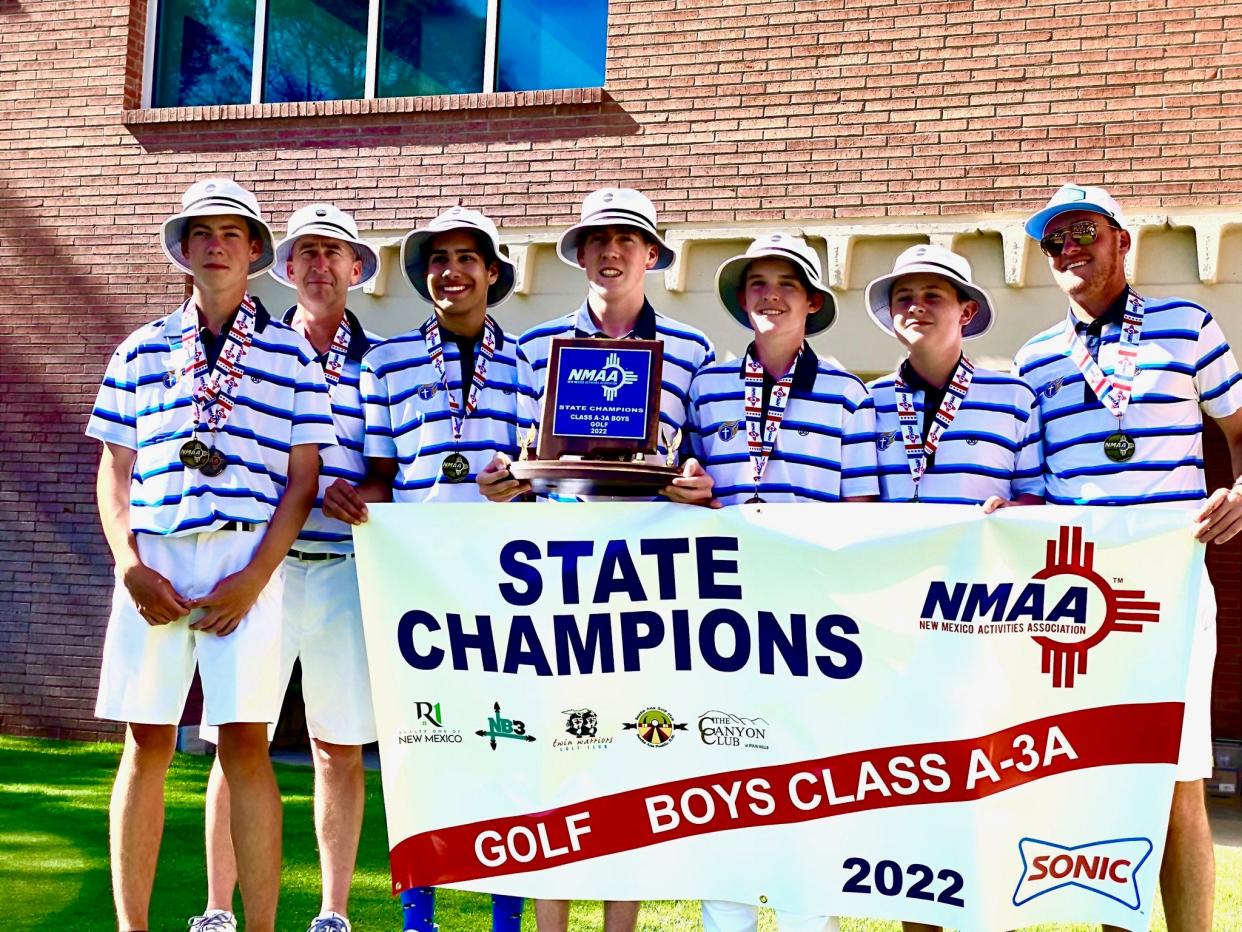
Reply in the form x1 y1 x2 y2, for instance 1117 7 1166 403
509 337 680 496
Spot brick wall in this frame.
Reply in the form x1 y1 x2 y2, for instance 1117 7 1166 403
2 0 1241 739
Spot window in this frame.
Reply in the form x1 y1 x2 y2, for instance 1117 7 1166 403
147 0 608 108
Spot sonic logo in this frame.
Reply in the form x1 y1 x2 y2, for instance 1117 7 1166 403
566 352 639 402
920 526 1160 687
1013 837 1153 910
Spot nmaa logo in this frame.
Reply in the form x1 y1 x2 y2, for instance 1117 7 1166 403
1013 837 1153 910
567 351 639 401
921 526 1160 687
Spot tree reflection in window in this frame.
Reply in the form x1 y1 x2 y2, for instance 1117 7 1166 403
264 0 368 103
153 0 256 108
378 0 487 98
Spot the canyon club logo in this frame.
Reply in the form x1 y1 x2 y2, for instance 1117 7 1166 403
566 351 639 402
1013 837 1153 910
919 526 1160 687
698 710 770 750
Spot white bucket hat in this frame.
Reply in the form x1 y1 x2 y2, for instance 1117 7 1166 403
1024 183 1128 239
556 188 676 271
714 233 837 336
864 244 995 341
160 178 275 278
271 204 380 291
400 206 516 308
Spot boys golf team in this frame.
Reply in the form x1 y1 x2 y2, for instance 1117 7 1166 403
88 179 1242 932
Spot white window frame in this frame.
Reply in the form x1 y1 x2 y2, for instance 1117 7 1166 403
141 0 508 108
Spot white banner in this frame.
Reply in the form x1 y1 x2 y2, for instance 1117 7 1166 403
355 503 1204 931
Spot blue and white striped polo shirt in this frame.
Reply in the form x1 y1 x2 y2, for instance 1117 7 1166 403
687 344 879 504
1014 291 1242 506
87 298 337 537
362 314 528 502
283 307 375 553
868 364 1044 504
515 299 715 460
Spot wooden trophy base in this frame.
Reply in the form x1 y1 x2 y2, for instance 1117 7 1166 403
509 459 679 497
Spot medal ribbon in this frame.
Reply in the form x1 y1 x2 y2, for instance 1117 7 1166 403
1064 290 1145 421
423 315 498 442
321 315 352 398
743 348 799 491
894 355 975 494
168 295 257 436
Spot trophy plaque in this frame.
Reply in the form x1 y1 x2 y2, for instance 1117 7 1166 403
508 337 680 496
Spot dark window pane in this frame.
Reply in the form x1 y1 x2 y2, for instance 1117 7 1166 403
153 0 256 107
264 0 368 103
378 0 486 98
496 0 606 93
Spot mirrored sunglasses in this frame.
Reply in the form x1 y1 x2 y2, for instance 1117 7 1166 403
1039 220 1102 257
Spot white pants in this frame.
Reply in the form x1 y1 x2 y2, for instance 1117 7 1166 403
96 528 283 726
701 901 839 932
201 552 376 745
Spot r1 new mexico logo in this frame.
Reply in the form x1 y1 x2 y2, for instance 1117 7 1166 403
920 526 1161 687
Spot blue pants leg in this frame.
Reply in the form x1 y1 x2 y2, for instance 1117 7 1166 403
491 894 524 932
400 886 436 931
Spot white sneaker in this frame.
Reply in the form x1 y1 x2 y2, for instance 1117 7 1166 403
307 912 352 932
188 910 237 932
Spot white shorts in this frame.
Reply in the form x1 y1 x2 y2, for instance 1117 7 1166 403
95 528 284 727
201 552 376 746
1176 575 1217 781
701 901 838 932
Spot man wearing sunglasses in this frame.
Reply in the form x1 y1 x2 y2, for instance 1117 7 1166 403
1014 183 1242 932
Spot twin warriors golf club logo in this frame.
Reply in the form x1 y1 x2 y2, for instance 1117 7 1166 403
566 351 640 402
918 526 1160 687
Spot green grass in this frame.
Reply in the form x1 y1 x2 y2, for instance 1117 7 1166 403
1 734 1239 930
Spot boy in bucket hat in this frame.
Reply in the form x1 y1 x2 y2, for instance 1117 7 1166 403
687 233 878 512
324 204 528 931
478 187 716 507
688 232 872 932
865 244 1043 510
86 179 336 932
191 204 381 932
1015 182 1242 932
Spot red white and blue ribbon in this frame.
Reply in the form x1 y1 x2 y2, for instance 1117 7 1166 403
167 295 256 434
423 314 498 442
894 355 975 499
321 315 352 398
1064 290 1145 421
743 348 799 491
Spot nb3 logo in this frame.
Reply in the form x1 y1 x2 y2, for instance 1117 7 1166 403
475 701 536 750
567 351 639 402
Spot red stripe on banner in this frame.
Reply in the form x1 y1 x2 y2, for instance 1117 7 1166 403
388 702 1181 891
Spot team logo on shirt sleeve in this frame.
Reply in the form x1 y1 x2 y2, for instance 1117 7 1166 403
1043 377 1064 398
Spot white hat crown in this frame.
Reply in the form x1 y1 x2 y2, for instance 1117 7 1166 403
271 203 380 291
161 178 275 278
1025 183 1127 239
